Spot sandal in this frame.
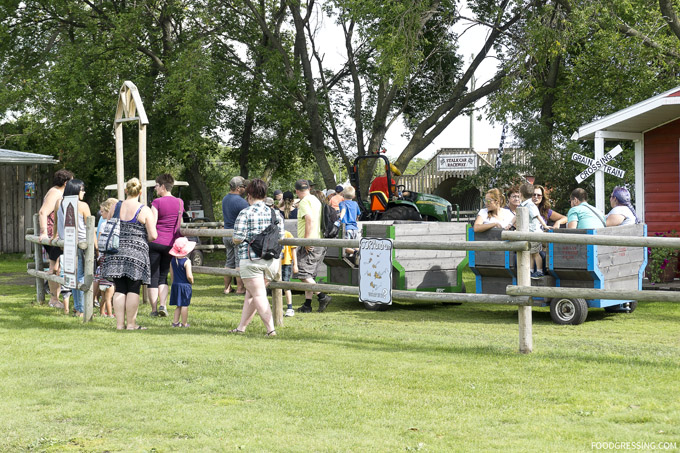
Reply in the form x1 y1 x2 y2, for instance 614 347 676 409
228 328 245 334
265 330 277 337
181 323 190 328
127 325 147 330
171 322 181 328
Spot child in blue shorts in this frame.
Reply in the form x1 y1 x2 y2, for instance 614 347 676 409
169 237 195 328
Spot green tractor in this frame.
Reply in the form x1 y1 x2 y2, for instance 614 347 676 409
350 154 452 222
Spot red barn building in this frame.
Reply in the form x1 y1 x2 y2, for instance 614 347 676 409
572 86 680 236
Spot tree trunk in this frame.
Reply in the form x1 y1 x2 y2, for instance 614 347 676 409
289 2 336 188
185 157 214 221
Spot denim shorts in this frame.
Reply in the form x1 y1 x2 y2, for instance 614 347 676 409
281 264 292 282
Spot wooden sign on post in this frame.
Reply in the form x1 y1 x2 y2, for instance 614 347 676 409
62 195 79 289
574 145 624 183
571 152 625 179
358 238 393 306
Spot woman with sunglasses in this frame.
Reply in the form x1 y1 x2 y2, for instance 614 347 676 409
473 188 514 233
533 185 567 229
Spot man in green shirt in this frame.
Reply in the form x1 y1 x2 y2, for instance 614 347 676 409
295 179 332 313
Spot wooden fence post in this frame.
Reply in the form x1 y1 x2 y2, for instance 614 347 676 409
32 214 45 304
82 216 96 323
272 266 283 327
515 207 533 354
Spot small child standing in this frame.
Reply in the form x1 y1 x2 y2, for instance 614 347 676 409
168 237 195 327
281 230 298 317
337 186 362 264
518 183 551 279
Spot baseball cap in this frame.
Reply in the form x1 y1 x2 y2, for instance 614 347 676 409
229 176 245 189
294 179 310 191
264 197 274 207
282 191 294 201
335 185 343 193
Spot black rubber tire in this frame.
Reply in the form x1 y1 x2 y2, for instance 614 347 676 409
363 301 389 311
380 205 421 221
550 297 588 325
190 250 204 267
604 301 638 314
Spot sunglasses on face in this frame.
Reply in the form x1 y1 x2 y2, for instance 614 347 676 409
532 193 542 198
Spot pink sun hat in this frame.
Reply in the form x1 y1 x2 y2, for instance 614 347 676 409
169 237 196 257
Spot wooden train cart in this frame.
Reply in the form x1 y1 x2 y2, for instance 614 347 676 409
324 221 468 310
469 224 647 325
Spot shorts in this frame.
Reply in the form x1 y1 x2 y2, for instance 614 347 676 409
112 277 141 296
223 237 240 269
43 244 62 262
239 258 280 281
281 264 292 282
295 246 326 280
344 228 359 240
529 241 542 254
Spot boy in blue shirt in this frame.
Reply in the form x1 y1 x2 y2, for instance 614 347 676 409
519 183 551 278
337 186 361 264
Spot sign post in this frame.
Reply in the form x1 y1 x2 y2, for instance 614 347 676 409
358 238 393 306
62 195 79 289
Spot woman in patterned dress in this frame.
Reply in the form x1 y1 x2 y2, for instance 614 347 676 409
102 178 157 330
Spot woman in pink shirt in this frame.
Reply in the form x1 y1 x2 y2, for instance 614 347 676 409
148 173 184 317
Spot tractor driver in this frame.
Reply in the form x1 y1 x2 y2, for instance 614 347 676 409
369 163 402 200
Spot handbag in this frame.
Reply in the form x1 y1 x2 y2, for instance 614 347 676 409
247 208 283 260
98 201 122 253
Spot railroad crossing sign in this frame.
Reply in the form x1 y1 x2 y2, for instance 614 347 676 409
572 145 625 183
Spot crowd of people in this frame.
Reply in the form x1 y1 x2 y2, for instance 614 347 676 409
37 168 638 332
473 183 639 278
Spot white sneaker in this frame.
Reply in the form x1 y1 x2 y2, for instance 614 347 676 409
284 308 295 317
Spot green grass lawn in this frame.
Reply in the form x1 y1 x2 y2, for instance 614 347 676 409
0 253 679 452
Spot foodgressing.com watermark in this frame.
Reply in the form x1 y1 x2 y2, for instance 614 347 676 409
591 441 677 450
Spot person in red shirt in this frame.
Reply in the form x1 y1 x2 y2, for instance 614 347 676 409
369 163 401 199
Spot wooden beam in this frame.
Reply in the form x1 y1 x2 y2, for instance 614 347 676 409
507 285 680 302
502 230 678 248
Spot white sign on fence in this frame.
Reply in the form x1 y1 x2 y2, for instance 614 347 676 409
358 238 393 306
574 145 624 183
571 152 625 179
62 195 79 289
437 154 477 172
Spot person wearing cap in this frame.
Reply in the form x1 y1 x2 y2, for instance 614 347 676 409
272 190 283 205
294 179 332 313
221 176 249 294
369 163 401 199
277 191 297 219
329 184 345 211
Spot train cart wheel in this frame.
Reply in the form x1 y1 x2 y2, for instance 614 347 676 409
363 301 389 311
550 297 588 325
604 301 638 314
190 250 204 267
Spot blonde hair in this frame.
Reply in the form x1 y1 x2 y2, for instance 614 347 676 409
485 188 505 215
125 178 142 197
100 198 118 213
341 186 356 199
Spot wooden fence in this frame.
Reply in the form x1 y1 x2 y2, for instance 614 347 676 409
24 213 96 322
24 208 680 353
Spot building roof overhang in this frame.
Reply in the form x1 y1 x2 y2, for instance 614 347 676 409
572 86 680 140
0 148 59 165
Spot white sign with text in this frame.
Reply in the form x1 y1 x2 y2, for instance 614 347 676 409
575 145 624 183
571 152 625 179
62 195 79 289
358 238 393 305
437 154 477 172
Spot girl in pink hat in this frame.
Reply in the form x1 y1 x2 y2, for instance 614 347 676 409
169 237 195 327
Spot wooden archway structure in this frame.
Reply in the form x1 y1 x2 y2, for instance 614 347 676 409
114 81 149 204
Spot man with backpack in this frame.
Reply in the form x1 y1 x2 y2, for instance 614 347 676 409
294 179 332 313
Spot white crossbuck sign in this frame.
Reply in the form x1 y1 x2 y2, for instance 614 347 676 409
572 145 625 183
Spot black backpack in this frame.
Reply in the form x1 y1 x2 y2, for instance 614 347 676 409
247 208 283 260
321 203 340 238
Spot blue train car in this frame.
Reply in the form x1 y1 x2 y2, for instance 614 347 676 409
469 224 647 324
